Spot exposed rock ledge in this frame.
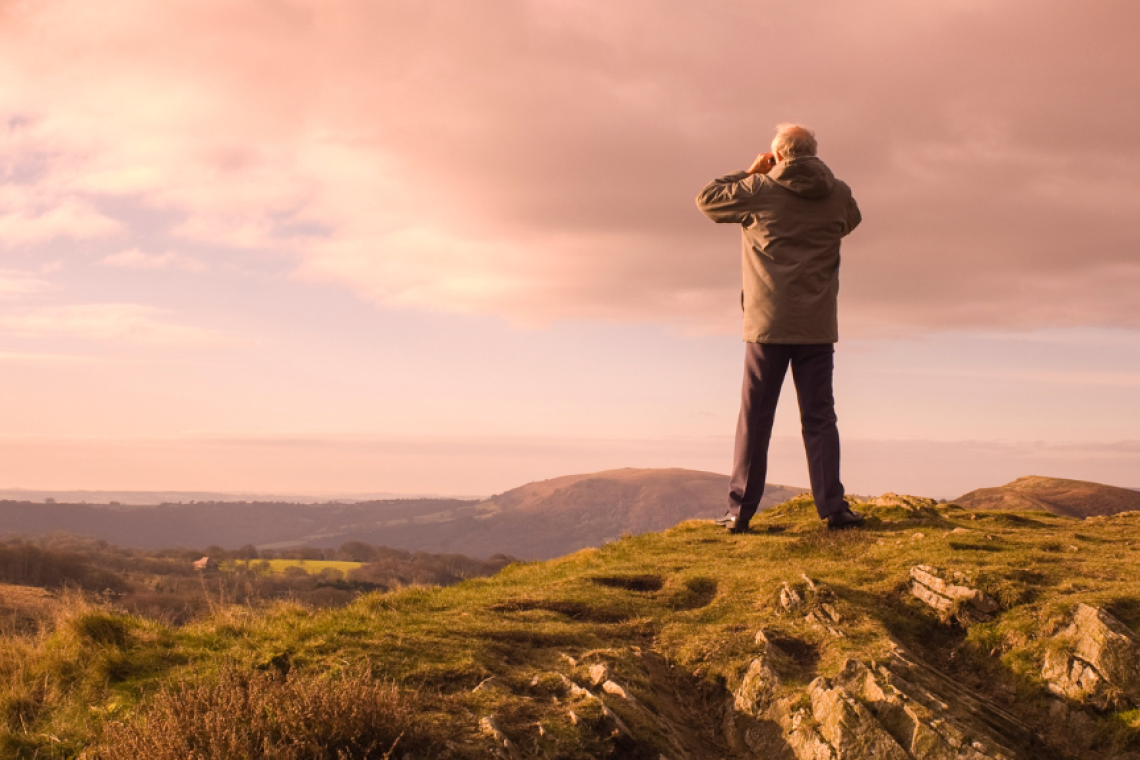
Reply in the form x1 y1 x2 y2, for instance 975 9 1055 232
728 636 1030 760
910 565 999 624
1042 602 1140 710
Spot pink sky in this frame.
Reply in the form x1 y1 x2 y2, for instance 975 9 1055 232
1 0 1138 498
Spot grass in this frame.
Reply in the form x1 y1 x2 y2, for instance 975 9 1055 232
3 495 1140 757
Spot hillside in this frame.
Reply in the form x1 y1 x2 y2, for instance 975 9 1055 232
397 467 802 559
0 468 802 559
955 475 1140 518
6 493 1140 758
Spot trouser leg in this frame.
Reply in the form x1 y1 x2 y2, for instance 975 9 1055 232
791 344 845 518
728 343 791 526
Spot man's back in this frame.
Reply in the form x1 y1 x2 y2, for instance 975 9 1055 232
696 155 860 343
697 123 866 533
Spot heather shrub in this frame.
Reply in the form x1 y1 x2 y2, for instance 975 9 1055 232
95 667 438 760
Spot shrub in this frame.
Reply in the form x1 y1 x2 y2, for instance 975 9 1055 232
95 667 441 760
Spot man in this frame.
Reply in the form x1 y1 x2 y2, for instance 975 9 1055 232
696 123 863 533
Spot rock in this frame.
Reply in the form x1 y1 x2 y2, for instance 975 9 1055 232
601 679 632 701
910 565 999 623
805 611 845 638
804 676 910 760
479 716 521 760
734 656 781 717
780 582 804 612
473 676 511 694
837 649 1027 760
588 662 609 686
729 633 1025 759
872 493 938 512
1041 603 1140 709
777 576 847 637
552 675 633 738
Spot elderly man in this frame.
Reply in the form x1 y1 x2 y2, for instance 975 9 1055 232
696 124 863 532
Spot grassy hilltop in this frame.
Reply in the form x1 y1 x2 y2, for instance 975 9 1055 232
4 494 1140 759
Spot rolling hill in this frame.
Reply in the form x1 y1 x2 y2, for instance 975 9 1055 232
954 475 1140 518
0 468 802 559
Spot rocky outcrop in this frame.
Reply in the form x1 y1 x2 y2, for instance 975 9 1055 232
778 574 846 638
872 493 938 513
840 646 1029 760
727 633 1026 760
910 565 999 624
1042 603 1140 710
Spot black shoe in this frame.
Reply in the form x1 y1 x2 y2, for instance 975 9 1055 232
826 508 865 530
715 511 749 533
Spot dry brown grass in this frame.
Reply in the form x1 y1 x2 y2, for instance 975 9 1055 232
93 667 440 760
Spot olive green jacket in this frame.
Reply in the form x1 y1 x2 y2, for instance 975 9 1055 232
696 156 860 343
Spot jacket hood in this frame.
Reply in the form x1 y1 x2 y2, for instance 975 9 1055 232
768 156 835 198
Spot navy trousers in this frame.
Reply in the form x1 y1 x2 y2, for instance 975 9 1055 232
728 342 845 524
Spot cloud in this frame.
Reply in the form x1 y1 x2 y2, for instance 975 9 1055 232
101 248 207 272
0 303 223 344
0 269 50 298
1 0 1139 334
0 351 94 365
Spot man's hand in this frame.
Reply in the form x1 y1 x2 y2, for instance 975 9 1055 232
747 152 777 175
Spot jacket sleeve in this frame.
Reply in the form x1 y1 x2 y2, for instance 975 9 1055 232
842 193 862 236
695 171 758 224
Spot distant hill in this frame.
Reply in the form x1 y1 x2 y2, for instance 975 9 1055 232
0 468 802 559
954 475 1140 518
399 467 803 559
0 488 465 506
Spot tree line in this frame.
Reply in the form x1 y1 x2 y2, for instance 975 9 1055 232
0 534 516 625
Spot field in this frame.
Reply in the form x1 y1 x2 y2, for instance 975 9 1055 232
3 494 1140 757
236 559 365 575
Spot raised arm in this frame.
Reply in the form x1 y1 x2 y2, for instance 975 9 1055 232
695 171 761 224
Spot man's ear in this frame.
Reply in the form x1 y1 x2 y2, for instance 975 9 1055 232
774 150 783 162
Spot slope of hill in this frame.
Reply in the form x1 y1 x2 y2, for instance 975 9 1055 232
954 475 1140 518
370 467 802 559
6 493 1140 758
0 468 802 559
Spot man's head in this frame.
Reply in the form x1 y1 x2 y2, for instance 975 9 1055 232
771 123 817 160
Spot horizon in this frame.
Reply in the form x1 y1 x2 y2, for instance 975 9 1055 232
3 466 1139 506
2 1 1139 499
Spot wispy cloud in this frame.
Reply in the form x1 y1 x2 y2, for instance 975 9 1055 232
1 1 1138 334
101 248 207 272
0 304 223 345
0 269 51 298
0 351 95 365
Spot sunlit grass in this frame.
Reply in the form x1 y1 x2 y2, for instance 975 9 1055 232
226 559 364 576
4 496 1140 756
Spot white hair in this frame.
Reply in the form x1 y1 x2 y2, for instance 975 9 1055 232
771 123 817 158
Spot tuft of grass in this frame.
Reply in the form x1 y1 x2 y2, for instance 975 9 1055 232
93 667 441 760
